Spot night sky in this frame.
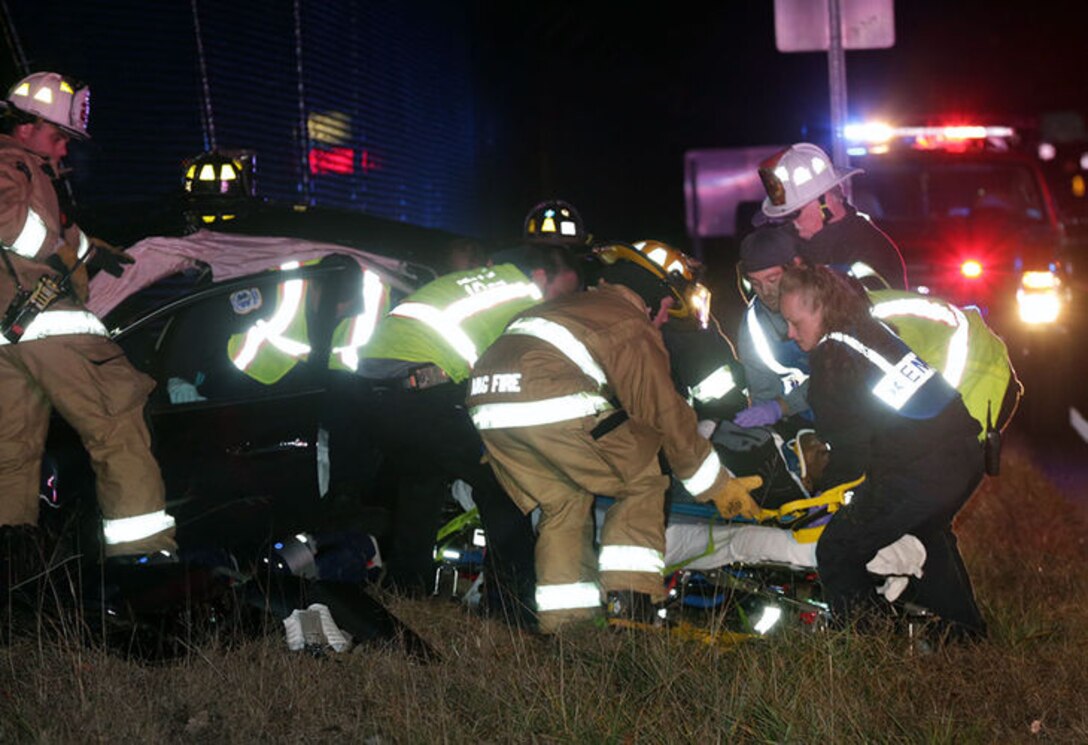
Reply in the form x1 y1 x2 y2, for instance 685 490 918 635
2 1 1087 247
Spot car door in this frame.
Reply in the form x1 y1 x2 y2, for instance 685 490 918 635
116 263 353 552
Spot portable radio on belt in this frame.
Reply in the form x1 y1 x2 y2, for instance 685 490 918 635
0 248 88 343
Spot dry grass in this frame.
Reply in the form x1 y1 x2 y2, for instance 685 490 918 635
2 444 1086 743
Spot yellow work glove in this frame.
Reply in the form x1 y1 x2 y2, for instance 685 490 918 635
711 475 764 520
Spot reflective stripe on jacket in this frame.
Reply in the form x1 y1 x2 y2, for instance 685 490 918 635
689 364 737 404
822 325 958 420
743 297 809 395
0 308 107 345
362 263 543 383
227 261 312 384
869 289 1015 437
227 263 392 383
0 135 94 318
467 283 727 501
329 268 390 372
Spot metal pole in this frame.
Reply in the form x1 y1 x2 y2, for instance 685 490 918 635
190 0 216 152
827 0 851 200
0 0 29 75
293 0 312 203
687 157 703 262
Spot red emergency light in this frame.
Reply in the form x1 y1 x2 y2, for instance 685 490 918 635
308 147 380 176
844 121 1016 153
309 147 354 176
960 259 984 279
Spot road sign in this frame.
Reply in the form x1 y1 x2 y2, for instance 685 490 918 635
774 0 895 52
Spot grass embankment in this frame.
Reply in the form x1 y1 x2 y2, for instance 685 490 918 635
1 446 1085 743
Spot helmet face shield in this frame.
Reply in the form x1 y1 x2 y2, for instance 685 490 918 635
759 161 789 208
685 281 712 328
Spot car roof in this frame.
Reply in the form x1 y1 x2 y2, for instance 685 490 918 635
87 230 422 320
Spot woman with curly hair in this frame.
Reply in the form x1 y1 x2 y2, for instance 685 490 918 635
778 263 986 640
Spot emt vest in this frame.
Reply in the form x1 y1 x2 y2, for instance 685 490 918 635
362 263 543 383
823 325 958 420
228 261 390 384
829 260 892 291
743 297 809 395
328 268 391 373
869 289 1015 438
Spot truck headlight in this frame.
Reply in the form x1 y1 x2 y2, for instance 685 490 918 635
1016 270 1062 325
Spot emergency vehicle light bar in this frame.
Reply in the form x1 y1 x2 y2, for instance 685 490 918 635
844 122 1015 144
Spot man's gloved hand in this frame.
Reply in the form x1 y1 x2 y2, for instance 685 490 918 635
711 475 764 520
88 238 135 278
733 400 783 428
54 237 90 302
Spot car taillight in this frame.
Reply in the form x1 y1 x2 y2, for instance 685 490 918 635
960 259 983 279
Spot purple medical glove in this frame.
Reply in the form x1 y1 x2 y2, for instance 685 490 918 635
733 400 783 428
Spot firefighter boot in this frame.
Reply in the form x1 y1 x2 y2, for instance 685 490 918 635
605 590 665 631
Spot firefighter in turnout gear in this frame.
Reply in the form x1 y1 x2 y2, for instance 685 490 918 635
779 264 987 639
757 142 907 290
623 240 747 423
0 72 175 561
358 244 579 625
467 247 762 633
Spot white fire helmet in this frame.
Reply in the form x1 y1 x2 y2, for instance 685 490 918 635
6 72 91 140
758 143 860 219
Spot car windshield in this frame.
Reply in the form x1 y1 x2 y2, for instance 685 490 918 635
853 161 1046 224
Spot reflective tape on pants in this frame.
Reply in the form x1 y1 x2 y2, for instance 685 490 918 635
535 581 601 612
598 545 665 575
102 510 176 545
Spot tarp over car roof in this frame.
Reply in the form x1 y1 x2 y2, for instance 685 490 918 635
87 230 421 317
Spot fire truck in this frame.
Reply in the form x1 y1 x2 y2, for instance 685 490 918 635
843 122 1073 333
684 122 1076 337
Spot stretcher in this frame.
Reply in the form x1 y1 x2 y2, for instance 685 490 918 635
647 476 864 637
436 464 925 639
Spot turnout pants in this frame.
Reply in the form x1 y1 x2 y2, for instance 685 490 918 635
0 334 174 556
815 433 986 637
367 381 536 617
480 411 669 634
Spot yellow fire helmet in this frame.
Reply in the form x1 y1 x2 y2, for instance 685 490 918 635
594 240 712 328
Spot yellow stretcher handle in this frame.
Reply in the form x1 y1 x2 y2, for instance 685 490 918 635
757 474 867 523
